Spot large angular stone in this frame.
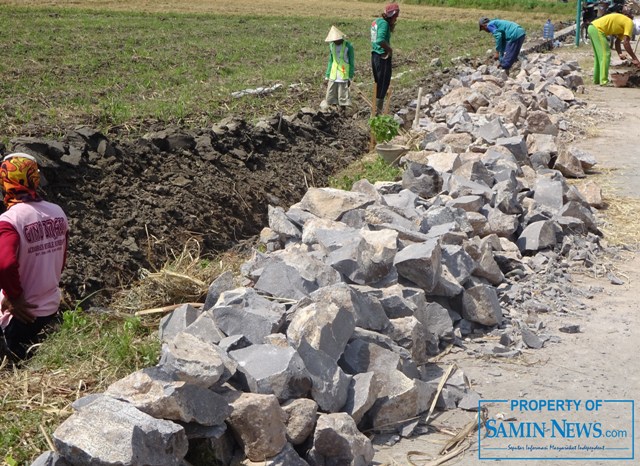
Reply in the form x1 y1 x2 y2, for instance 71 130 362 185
402 162 443 199
495 136 529 164
326 229 398 285
213 288 285 343
343 372 380 424
554 149 585 178
296 341 351 412
393 239 442 292
288 300 355 361
547 84 575 101
386 316 430 363
533 177 564 211
282 398 318 445
577 180 604 209
307 413 374 466
526 110 558 136
181 309 225 344
527 133 557 155
475 118 510 143
441 244 477 285
310 283 390 332
462 285 503 326
159 332 237 388
426 152 462 174
53 396 188 466
226 393 288 462
159 304 201 344
253 249 342 300
364 371 435 429
268 205 302 239
517 220 559 252
229 344 312 401
559 201 599 233
298 187 374 221
105 367 231 425
203 270 235 311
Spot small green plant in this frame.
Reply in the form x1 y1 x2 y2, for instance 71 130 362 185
368 115 400 145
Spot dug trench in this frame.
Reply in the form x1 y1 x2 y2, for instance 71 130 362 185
1 68 456 306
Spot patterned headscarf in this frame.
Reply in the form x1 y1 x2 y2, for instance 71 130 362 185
0 153 41 209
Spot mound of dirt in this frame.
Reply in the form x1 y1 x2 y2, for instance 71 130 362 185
5 109 368 304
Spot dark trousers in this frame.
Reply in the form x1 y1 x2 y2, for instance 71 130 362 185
0 313 60 361
371 52 392 99
500 35 526 70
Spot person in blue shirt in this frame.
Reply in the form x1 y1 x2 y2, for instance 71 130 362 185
479 17 527 74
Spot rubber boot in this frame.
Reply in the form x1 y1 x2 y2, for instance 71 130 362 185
375 98 385 115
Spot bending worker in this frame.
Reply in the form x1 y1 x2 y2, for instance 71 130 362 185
479 17 526 74
371 2 400 114
0 153 69 361
588 12 640 85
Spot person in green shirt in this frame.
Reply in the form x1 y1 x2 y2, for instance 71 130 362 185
323 26 355 111
371 3 400 114
479 17 526 75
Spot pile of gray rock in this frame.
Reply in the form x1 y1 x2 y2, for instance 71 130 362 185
34 53 605 466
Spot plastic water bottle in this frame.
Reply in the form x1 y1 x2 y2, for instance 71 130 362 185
543 19 555 40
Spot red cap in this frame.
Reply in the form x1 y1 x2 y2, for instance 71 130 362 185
384 3 400 18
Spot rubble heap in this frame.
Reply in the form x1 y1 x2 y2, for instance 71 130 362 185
33 53 606 466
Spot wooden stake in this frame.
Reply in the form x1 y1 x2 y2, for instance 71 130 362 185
412 87 424 130
135 302 204 316
383 85 393 114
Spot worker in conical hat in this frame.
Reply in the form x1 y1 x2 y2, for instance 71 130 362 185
322 25 355 112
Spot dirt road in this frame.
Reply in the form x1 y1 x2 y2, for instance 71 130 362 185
375 45 640 465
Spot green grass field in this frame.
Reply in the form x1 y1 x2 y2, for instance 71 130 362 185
0 4 565 140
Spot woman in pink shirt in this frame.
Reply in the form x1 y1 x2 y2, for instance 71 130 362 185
0 153 69 361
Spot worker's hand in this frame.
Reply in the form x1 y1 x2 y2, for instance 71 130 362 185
1 295 37 324
619 53 628 61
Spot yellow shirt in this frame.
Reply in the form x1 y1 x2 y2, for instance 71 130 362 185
592 13 634 39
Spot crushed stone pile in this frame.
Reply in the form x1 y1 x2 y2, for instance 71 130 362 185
33 53 611 466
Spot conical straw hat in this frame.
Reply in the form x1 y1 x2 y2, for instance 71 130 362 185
325 25 346 42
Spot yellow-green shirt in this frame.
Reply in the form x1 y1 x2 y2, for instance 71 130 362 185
592 13 633 39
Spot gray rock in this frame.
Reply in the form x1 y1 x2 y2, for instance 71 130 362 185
296 341 351 412
268 205 302 239
53 396 188 466
105 367 231 425
393 239 442 292
462 285 503 326
282 398 318 445
402 162 443 199
521 326 544 349
311 283 390 332
517 220 559 252
213 288 285 344
307 413 374 466
30 452 71 466
226 392 288 462
181 309 225 345
229 344 312 401
288 300 355 361
533 177 564 211
203 270 235 311
326 229 398 285
495 135 529 164
458 391 481 411
442 244 477 285
243 443 310 466
298 187 375 221
159 304 201 344
343 372 380 424
159 332 237 388
254 250 342 300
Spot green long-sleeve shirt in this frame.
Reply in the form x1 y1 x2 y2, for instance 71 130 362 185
486 19 526 53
